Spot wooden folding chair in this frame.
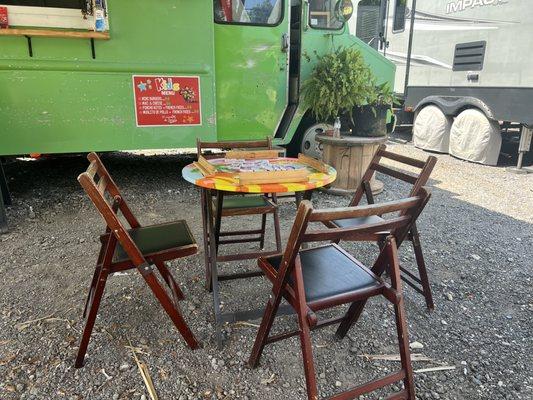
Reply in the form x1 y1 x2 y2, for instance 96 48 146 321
197 137 282 291
249 190 431 400
328 144 437 310
75 152 200 368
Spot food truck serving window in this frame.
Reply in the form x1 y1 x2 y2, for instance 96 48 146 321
309 0 343 30
214 0 283 26
1 0 85 8
0 0 108 31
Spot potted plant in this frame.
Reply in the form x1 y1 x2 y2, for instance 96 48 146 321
301 46 374 135
301 47 392 195
351 82 397 137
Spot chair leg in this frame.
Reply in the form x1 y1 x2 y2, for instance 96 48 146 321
273 208 282 253
336 244 390 339
155 261 185 301
75 267 110 368
201 189 213 292
297 307 319 400
83 241 109 318
248 296 280 368
269 194 282 253
410 226 434 310
335 300 367 339
393 296 416 399
82 264 102 319
210 256 224 349
214 193 223 253
259 213 267 249
298 304 318 400
202 189 222 350
293 263 319 400
142 271 199 350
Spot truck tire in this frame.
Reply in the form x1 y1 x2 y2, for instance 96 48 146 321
449 109 502 166
413 105 452 153
287 120 332 158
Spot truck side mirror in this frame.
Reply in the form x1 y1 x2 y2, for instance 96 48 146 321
335 0 354 23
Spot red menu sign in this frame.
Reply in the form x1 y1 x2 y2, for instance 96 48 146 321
133 75 201 127
0 7 8 29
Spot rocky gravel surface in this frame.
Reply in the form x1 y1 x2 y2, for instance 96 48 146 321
0 140 531 399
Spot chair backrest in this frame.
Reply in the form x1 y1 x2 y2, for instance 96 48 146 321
196 137 273 157
350 144 437 207
274 189 431 290
78 152 147 267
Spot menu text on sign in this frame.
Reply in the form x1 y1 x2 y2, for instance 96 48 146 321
133 75 201 127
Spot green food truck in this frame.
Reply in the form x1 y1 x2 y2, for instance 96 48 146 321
0 0 394 158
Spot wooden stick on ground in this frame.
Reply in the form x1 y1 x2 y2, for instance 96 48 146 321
359 353 433 362
15 314 55 331
127 339 159 400
414 366 456 374
232 321 260 328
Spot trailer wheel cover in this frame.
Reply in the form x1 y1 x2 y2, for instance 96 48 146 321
449 109 502 166
413 105 452 153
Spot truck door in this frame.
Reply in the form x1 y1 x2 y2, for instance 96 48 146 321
213 0 290 141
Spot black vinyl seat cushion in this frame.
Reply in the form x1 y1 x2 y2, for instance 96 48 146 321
219 195 271 209
113 221 195 263
266 245 382 303
332 215 384 229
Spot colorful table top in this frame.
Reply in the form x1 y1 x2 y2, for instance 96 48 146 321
182 157 337 193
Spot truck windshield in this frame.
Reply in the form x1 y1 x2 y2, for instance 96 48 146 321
214 0 283 26
309 0 343 30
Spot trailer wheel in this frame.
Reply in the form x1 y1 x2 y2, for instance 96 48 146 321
413 105 452 153
449 108 502 166
288 120 332 158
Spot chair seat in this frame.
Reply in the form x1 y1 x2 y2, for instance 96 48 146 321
333 215 384 229
217 195 272 210
113 221 196 263
221 195 271 209
266 244 382 303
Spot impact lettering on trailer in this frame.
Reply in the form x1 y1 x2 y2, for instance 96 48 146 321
446 0 508 14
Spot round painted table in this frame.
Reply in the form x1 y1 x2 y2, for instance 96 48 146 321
181 157 337 193
182 157 336 347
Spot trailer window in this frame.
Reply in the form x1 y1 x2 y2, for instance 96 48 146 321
214 0 283 26
309 0 343 30
392 0 406 32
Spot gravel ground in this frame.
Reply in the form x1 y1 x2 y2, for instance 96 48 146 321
0 139 532 400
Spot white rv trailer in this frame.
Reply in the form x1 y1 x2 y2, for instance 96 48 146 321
349 0 532 168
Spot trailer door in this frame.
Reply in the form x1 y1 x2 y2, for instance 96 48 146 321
213 0 290 140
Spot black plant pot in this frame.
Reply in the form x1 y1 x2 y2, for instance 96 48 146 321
349 105 389 137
